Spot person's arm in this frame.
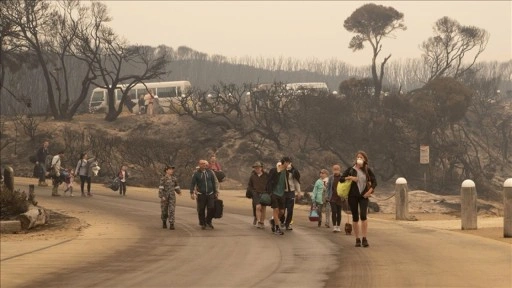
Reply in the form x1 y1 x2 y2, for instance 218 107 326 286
158 177 165 199
75 160 81 175
340 167 355 182
368 168 377 191
212 171 219 194
190 173 197 198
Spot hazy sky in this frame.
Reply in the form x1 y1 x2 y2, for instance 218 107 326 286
105 1 511 67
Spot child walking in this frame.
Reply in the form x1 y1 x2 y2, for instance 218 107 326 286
63 169 75 197
118 165 129 196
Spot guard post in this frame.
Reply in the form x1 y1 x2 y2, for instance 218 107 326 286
461 179 477 230
503 178 512 237
395 177 408 220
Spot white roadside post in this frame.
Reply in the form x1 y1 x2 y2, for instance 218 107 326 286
503 178 512 238
461 179 477 230
395 177 408 220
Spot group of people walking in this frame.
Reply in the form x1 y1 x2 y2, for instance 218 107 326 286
159 158 221 231
34 140 111 198
247 151 377 247
35 140 377 247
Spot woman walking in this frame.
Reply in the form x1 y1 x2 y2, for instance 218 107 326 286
340 151 377 247
326 164 343 232
75 152 95 197
312 169 329 227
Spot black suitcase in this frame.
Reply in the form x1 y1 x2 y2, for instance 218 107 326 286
213 199 223 219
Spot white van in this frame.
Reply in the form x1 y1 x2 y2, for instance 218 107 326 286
88 81 192 114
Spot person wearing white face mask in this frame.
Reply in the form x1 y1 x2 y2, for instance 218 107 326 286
340 151 377 247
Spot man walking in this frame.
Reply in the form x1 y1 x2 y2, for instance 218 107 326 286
280 158 301 231
266 157 292 235
190 159 218 230
247 161 268 228
36 140 50 186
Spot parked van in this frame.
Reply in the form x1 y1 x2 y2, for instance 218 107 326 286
88 81 192 114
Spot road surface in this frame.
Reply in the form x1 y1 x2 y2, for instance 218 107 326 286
1 181 511 288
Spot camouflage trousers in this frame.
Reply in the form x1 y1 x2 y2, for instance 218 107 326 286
161 195 177 224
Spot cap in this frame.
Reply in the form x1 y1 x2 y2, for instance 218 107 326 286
252 161 263 168
164 164 175 172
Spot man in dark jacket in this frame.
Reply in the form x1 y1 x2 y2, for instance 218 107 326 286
36 140 50 186
247 161 268 228
190 159 218 230
266 157 292 235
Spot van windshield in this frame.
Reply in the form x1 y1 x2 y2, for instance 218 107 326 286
91 91 104 102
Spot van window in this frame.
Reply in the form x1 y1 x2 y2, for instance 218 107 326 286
127 89 137 101
177 87 182 97
116 90 124 101
157 87 177 98
136 89 147 99
91 91 104 102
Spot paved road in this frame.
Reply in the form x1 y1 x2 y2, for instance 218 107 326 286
1 181 511 288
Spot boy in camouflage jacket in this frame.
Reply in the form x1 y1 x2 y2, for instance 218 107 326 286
159 165 181 230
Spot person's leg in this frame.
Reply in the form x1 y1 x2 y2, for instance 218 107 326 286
317 204 323 227
197 194 206 227
205 194 215 227
168 195 176 229
284 196 295 228
161 199 168 228
261 205 267 225
80 175 86 196
336 204 342 226
252 202 257 225
324 201 331 227
255 204 262 225
359 198 369 246
86 176 92 194
330 202 337 228
38 163 46 184
348 196 361 246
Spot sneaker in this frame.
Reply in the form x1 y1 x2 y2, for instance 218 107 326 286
257 222 264 229
362 237 369 247
206 223 214 229
70 194 74 197
253 218 257 226
285 225 293 231
280 223 285 229
355 238 362 247
162 221 167 229
52 193 61 197
169 224 175 230
274 226 284 235
336 226 342 232
333 226 338 233
270 218 275 232
325 223 330 228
